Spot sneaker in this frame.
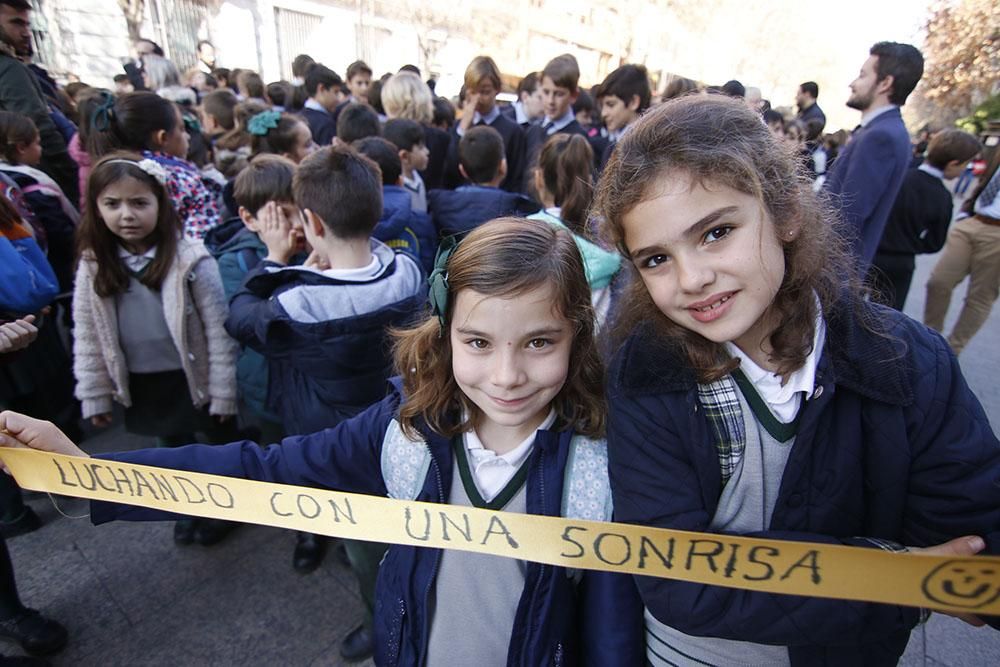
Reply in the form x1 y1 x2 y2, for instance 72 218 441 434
0 508 41 540
339 623 373 662
0 609 67 657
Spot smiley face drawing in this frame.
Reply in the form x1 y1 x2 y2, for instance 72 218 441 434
921 559 1000 609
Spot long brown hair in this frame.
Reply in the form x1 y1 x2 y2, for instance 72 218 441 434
76 152 182 297
537 133 594 234
394 217 605 438
594 94 859 382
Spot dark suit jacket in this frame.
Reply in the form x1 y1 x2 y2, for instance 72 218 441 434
824 106 912 268
798 102 826 132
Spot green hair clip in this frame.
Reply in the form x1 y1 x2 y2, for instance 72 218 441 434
247 110 281 136
428 235 460 337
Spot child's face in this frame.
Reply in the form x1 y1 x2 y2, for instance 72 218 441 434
601 95 638 132
942 159 971 180
540 76 577 121
160 106 190 159
622 175 786 360
348 74 371 103
767 121 784 141
785 126 804 145
285 121 316 164
405 142 430 172
97 176 160 255
450 282 573 448
16 133 41 166
472 78 498 115
521 87 545 121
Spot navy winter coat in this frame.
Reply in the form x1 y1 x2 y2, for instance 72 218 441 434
607 300 1000 665
224 247 425 435
427 185 539 239
373 185 435 275
91 381 646 666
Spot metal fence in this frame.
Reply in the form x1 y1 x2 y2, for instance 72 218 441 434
274 6 324 80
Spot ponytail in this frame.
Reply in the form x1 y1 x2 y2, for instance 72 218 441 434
86 91 179 160
538 134 594 234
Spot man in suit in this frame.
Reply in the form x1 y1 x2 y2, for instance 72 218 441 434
795 81 826 134
824 42 923 268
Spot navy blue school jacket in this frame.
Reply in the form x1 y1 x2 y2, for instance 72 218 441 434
443 114 528 193
299 106 336 146
607 299 1000 665
374 185 435 275
419 125 451 190
427 185 539 238
224 248 426 435
523 120 589 192
89 381 646 666
824 107 912 268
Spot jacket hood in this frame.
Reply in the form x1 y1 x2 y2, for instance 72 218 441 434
374 186 417 241
204 218 263 257
429 186 540 237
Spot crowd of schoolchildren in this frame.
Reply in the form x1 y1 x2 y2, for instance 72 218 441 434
0 26 999 667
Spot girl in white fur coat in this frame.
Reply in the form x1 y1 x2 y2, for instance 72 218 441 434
73 153 239 545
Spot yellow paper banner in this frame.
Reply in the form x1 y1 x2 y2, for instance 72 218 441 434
2 447 999 616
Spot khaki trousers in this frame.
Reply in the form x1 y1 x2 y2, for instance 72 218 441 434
924 216 1000 354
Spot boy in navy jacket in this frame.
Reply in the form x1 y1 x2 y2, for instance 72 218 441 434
595 64 651 170
299 64 345 146
428 125 538 238
224 145 426 660
444 56 526 192
523 54 589 192
353 136 435 274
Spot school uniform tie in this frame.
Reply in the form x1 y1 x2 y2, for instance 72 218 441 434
978 169 1000 208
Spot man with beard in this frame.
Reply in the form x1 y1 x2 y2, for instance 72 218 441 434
0 0 78 203
824 42 922 268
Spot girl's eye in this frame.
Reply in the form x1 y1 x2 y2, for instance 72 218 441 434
642 254 669 269
527 338 551 350
705 226 733 243
468 339 489 350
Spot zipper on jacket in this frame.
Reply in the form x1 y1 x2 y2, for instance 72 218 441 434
419 455 446 665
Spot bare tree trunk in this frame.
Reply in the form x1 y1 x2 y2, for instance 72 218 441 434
118 0 145 43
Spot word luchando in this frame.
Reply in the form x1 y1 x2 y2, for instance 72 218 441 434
2 448 999 616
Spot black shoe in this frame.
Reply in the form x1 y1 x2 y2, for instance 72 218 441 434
173 518 197 545
0 609 67 657
194 519 238 546
339 623 373 662
293 533 327 574
0 508 41 540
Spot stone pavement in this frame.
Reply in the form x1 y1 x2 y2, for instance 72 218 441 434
4 246 1000 666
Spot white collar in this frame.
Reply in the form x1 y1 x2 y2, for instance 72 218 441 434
543 109 575 133
117 244 157 272
724 299 826 407
304 98 327 113
860 104 897 127
918 163 944 181
464 408 556 467
473 106 501 126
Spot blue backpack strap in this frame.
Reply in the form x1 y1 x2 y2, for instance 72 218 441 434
380 418 432 500
561 434 613 522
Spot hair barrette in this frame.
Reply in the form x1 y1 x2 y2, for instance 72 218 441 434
428 235 460 337
247 110 282 136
